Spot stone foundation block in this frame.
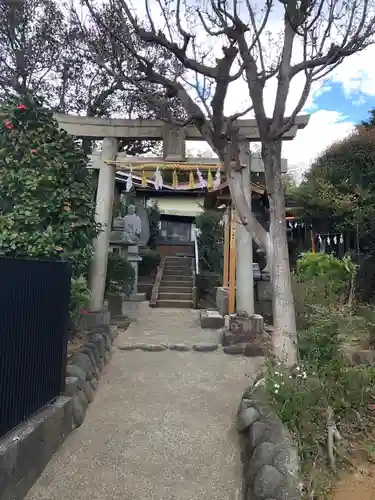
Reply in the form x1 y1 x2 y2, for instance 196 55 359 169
222 313 264 346
216 286 229 316
200 309 225 329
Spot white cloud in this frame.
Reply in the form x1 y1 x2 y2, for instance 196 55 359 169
282 110 354 183
330 46 375 97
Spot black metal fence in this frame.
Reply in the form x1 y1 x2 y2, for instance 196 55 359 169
0 257 72 439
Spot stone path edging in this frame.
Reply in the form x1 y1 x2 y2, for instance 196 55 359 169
238 382 301 500
118 342 264 357
65 324 119 427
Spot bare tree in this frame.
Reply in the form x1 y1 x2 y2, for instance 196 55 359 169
0 0 174 155
79 0 375 365
54 10 163 154
0 0 65 100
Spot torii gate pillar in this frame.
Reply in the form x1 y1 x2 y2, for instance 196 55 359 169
235 142 254 316
89 137 118 311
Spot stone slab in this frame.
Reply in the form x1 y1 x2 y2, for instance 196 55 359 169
127 293 146 302
0 397 73 500
216 286 229 316
200 309 225 329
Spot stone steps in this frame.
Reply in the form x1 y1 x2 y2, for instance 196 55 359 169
159 285 192 294
161 276 193 284
157 299 193 308
158 292 193 301
163 268 192 275
156 257 194 308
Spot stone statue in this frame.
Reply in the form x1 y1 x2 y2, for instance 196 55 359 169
123 204 142 242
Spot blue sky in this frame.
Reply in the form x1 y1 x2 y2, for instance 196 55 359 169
307 80 375 125
282 76 375 181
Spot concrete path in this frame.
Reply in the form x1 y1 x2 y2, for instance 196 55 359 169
26 304 262 500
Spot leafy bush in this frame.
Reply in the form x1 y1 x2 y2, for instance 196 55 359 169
265 360 375 469
265 335 375 498
69 275 91 334
195 209 223 274
105 252 135 298
296 252 357 304
265 264 375 497
196 271 221 301
0 96 99 276
298 315 343 375
139 248 161 277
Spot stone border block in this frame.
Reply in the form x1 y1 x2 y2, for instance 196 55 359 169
140 344 168 352
0 397 73 500
238 383 301 500
118 343 144 351
66 314 124 429
193 343 219 352
168 343 191 352
200 309 225 329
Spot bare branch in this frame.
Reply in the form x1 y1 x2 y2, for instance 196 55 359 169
117 0 218 78
228 104 254 121
244 0 273 73
175 0 193 48
144 0 156 33
196 8 225 36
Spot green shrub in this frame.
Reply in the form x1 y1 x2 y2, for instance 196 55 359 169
297 251 348 284
139 249 161 277
69 275 91 334
266 267 375 497
265 355 375 497
298 314 343 375
105 252 135 298
0 96 99 276
195 209 223 274
196 271 221 301
296 252 357 304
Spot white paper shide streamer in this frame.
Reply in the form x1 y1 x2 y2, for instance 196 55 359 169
126 166 133 192
154 166 163 190
196 168 207 188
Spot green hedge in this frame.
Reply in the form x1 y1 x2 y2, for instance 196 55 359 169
139 249 161 277
105 252 135 298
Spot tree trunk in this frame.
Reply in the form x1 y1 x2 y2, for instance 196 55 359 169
262 139 298 366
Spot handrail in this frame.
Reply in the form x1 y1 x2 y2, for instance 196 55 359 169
192 230 200 309
149 258 165 308
194 230 200 276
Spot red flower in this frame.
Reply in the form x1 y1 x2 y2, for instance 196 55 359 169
16 104 26 110
81 310 88 315
30 149 37 154
4 120 13 129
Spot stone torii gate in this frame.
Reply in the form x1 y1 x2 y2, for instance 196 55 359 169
55 113 309 313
